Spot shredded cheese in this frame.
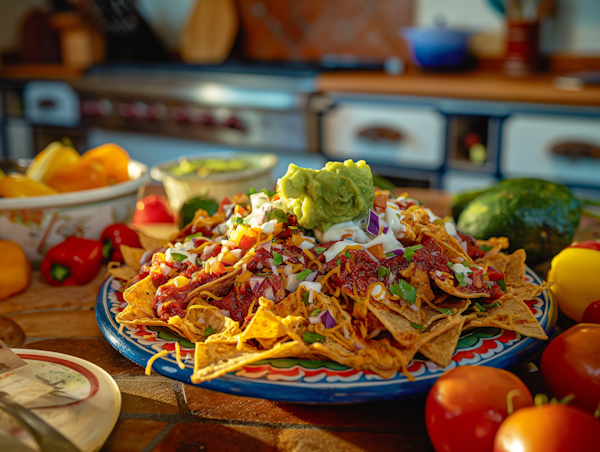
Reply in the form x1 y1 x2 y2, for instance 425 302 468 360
302 249 315 261
175 342 185 369
145 350 168 375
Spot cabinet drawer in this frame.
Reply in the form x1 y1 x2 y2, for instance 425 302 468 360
323 104 445 169
502 114 600 187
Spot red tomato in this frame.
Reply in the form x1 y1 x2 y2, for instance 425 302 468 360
568 239 600 252
493 404 598 452
540 323 600 414
132 195 175 224
425 366 533 452
582 300 600 324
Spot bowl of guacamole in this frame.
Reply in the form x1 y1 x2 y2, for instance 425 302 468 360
151 152 277 212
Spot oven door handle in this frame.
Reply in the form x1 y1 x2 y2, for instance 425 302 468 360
551 141 600 160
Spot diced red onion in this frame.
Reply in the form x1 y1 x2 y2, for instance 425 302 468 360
382 227 389 234
257 263 264 270
139 249 155 266
281 255 291 262
248 276 265 292
299 256 306 265
160 264 171 276
323 310 336 329
392 249 405 256
263 286 274 301
220 310 230 317
257 241 272 253
272 244 282 251
171 261 183 269
268 259 278 275
306 271 318 282
387 272 396 285
342 325 350 340
230 249 242 259
366 209 380 235
284 265 293 277
308 289 315 306
459 240 469 253
366 328 381 340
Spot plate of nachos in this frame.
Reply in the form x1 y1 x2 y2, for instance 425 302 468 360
95 160 556 403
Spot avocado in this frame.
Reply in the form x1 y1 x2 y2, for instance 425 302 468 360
451 187 493 222
456 179 581 264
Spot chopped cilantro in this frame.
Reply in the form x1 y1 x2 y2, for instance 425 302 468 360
438 307 455 315
233 217 244 225
266 209 288 224
480 244 493 252
447 261 454 269
203 325 217 336
385 252 395 257
389 280 417 304
310 308 322 317
272 251 283 265
315 247 325 254
296 270 312 281
404 244 423 263
303 332 326 344
411 323 423 330
486 282 493 290
482 302 500 310
184 232 203 243
377 266 391 278
475 302 486 312
171 253 188 263
498 279 507 292
455 272 467 287
302 291 310 305
336 258 341 266
344 251 351 258
254 272 270 277
247 187 276 197
288 226 298 230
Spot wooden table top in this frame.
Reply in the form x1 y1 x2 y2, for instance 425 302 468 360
1 190 599 452
317 71 600 107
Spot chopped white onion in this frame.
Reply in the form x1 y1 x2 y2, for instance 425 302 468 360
160 264 171 276
139 249 154 266
366 328 381 340
459 240 469 253
268 259 278 275
354 341 366 350
220 310 231 318
363 248 381 264
263 286 275 301
248 277 265 292
305 271 318 282
309 315 322 324
222 240 237 247
286 275 300 292
342 325 350 340
257 241 272 253
410 303 419 312
284 265 293 277
387 272 396 286
230 249 243 259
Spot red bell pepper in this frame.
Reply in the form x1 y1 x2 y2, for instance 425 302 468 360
40 237 103 286
100 224 142 263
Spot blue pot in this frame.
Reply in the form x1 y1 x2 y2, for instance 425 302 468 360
403 26 471 69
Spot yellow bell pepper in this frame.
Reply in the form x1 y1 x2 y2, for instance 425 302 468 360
547 240 600 322
26 141 81 184
0 174 58 197
46 159 110 192
0 240 31 300
82 143 130 184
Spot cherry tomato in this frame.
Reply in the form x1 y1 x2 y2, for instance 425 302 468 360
582 300 600 324
132 195 175 224
425 366 533 452
493 404 598 452
540 323 600 414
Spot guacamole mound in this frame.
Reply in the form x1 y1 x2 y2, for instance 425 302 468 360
279 160 375 231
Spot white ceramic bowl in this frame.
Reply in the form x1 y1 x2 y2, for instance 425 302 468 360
0 160 150 264
150 152 278 212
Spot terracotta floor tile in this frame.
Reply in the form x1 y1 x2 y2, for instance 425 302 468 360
9 309 101 338
115 375 180 414
277 429 435 452
152 423 279 452
0 270 104 315
100 419 168 452
183 385 427 431
23 338 146 375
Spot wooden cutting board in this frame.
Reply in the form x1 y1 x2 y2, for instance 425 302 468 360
180 0 238 64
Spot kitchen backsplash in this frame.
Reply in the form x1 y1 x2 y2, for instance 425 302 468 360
235 0 414 61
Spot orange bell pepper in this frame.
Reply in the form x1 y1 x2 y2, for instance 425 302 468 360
82 143 130 184
0 174 58 197
0 240 31 299
46 160 110 192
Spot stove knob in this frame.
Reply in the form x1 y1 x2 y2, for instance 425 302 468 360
222 115 245 132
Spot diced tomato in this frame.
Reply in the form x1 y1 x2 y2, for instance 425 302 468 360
472 269 483 289
239 235 255 250
373 195 387 213
210 261 226 275
218 197 231 213
486 266 505 281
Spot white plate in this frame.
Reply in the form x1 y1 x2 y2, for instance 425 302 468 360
4 349 121 452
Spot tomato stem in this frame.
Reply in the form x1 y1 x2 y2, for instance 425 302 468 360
534 393 549 407
559 394 575 405
506 389 521 415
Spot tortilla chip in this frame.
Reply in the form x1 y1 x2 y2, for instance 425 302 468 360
476 237 510 254
475 253 510 274
463 293 547 340
108 262 139 281
123 275 157 318
238 301 305 349
138 233 165 251
168 307 241 343
507 281 553 300
121 245 146 271
116 304 168 327
425 225 474 265
434 275 490 299
190 340 306 383
418 316 466 367
504 249 526 286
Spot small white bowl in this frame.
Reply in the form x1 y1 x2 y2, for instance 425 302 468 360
150 152 278 212
0 160 150 264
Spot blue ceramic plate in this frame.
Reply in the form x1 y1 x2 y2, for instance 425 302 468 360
96 267 556 404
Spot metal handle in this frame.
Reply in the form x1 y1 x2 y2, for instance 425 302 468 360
551 141 600 160
0 392 82 452
357 126 403 142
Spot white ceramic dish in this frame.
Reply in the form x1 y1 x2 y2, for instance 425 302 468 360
5 349 121 452
0 161 150 264
150 152 277 212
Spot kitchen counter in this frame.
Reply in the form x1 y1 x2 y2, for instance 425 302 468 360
1 190 599 452
317 71 600 107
